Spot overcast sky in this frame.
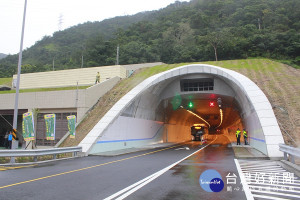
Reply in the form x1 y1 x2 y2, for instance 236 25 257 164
0 0 183 55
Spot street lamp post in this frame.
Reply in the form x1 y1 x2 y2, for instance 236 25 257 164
12 0 27 149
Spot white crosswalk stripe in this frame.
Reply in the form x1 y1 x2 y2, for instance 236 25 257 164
238 159 300 200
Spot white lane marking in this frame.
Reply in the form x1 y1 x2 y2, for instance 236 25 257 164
246 178 300 185
238 160 300 200
251 190 300 199
239 161 278 164
234 159 255 200
104 137 217 200
241 166 283 170
252 194 291 200
242 169 287 173
249 185 300 194
243 176 300 183
248 182 300 189
240 163 279 167
175 147 190 150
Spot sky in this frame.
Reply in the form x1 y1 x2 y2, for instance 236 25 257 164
0 0 183 55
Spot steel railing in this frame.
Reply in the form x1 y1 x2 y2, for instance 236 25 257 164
279 143 300 164
0 146 82 164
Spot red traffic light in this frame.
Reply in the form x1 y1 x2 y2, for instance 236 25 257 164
209 101 215 107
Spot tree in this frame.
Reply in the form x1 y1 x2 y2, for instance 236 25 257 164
198 30 231 61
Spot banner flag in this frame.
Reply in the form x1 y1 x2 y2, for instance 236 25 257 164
44 114 56 140
22 112 35 141
67 115 76 139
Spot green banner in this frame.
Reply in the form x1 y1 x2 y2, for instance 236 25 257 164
44 114 56 140
67 115 76 138
22 112 35 141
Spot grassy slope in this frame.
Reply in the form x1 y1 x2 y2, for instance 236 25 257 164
0 85 91 94
207 59 300 146
0 77 12 87
61 59 300 147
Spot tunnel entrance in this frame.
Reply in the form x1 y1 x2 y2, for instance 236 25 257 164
84 64 283 157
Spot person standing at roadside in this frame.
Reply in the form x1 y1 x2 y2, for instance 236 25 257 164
8 131 13 149
236 128 241 145
95 72 100 84
243 128 248 145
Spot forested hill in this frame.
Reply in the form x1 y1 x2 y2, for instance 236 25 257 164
0 0 299 78
0 53 7 60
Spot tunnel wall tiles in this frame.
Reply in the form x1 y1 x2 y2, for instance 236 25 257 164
89 116 164 154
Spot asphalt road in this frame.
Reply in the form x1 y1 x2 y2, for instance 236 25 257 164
0 135 247 200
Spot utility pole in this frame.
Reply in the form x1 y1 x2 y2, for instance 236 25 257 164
52 58 55 71
116 45 119 65
13 0 27 150
75 81 79 108
58 13 63 31
81 53 83 68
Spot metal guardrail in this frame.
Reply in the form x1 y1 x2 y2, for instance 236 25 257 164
0 146 82 164
279 143 300 164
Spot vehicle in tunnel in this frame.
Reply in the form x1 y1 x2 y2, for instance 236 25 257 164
191 124 207 141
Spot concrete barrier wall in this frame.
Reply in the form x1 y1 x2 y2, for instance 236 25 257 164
0 90 80 110
79 77 120 121
12 63 163 90
0 77 120 122
13 65 126 89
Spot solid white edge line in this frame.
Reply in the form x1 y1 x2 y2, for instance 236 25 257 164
103 172 157 200
116 164 173 200
104 136 218 200
234 159 254 200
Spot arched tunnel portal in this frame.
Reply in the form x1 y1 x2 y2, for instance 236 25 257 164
80 64 284 158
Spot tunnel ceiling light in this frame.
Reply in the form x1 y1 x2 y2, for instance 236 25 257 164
180 106 211 128
209 101 215 107
216 109 223 128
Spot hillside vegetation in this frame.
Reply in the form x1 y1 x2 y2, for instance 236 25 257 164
61 59 300 148
1 0 299 78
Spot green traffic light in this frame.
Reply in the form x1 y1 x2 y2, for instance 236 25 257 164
188 101 194 108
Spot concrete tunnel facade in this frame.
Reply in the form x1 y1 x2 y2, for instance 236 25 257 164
79 64 284 157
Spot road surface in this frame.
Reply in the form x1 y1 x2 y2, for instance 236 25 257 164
0 135 252 200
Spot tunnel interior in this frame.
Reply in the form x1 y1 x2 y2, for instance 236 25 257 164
150 73 245 144
160 94 242 143
97 73 246 151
